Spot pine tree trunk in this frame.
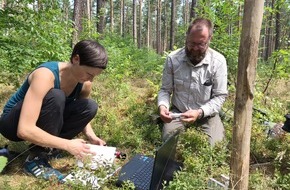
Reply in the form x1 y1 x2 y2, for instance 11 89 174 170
169 0 176 50
97 0 106 34
184 0 189 24
275 1 281 50
120 0 124 36
133 0 137 44
110 0 114 32
72 0 83 46
265 0 275 60
138 0 143 48
189 0 197 21
147 0 150 48
156 0 162 54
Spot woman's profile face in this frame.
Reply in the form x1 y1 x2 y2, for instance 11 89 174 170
71 54 103 82
77 65 103 82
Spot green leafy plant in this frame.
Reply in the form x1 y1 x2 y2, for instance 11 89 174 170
0 156 8 173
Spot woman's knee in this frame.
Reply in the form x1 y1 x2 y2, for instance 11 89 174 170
86 99 98 118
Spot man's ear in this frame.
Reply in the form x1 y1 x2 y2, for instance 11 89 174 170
209 35 213 41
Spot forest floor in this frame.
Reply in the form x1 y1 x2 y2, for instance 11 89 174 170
0 78 289 189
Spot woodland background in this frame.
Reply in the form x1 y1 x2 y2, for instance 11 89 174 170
0 0 289 189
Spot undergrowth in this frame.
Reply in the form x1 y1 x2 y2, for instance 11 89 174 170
0 34 289 189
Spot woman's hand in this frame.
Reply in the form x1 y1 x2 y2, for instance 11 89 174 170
89 136 107 146
83 123 107 146
66 138 91 160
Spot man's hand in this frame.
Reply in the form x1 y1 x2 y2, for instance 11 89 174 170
159 105 172 123
181 109 200 123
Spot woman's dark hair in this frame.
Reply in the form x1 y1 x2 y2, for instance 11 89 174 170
70 40 108 69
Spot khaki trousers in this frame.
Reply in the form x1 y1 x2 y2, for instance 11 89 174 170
162 114 225 146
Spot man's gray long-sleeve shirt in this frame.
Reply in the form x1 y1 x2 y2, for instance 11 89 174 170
157 47 228 118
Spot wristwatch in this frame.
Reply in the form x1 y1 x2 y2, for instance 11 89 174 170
197 108 204 119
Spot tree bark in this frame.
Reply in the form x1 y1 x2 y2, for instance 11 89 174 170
189 0 197 21
169 0 176 50
97 0 106 34
147 0 151 49
86 0 92 21
120 0 124 36
133 0 137 44
156 0 162 54
230 0 264 189
275 0 281 50
265 0 275 60
184 0 189 24
163 2 168 51
72 0 83 46
138 0 143 48
110 0 114 32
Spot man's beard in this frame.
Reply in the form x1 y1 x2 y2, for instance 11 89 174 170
185 47 206 65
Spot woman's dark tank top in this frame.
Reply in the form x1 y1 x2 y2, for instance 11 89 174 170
2 61 83 115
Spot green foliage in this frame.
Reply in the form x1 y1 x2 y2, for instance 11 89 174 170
189 0 242 82
0 156 8 173
274 171 290 189
0 1 289 189
259 49 290 80
101 34 164 82
0 7 72 86
166 129 229 189
249 169 274 190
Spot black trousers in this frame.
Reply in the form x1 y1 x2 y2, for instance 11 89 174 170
0 89 98 143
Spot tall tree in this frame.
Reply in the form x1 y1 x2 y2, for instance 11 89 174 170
190 0 197 21
163 1 169 51
275 0 281 50
138 0 143 48
72 0 83 46
146 0 151 48
264 0 275 60
230 0 264 189
86 0 92 21
133 0 137 44
184 0 189 24
97 0 106 33
156 0 162 54
169 0 176 50
110 0 114 32
120 0 124 36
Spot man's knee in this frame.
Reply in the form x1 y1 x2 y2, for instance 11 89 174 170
162 121 184 142
207 115 225 146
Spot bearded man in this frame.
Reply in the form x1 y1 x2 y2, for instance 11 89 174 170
157 18 228 146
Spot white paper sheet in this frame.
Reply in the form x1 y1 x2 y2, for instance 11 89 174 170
77 144 116 170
